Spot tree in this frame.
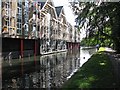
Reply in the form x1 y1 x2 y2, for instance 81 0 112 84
70 1 120 53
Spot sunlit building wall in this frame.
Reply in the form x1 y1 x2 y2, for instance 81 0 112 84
2 0 17 37
22 0 29 38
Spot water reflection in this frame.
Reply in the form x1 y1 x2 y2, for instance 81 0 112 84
2 50 81 88
2 48 96 88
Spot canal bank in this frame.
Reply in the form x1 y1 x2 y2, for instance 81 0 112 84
62 48 118 88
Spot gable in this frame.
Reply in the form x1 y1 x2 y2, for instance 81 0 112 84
59 7 67 24
41 0 57 19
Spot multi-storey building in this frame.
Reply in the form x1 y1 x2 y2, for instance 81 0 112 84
2 0 17 37
22 0 30 38
67 22 81 49
2 0 32 38
16 0 23 37
2 0 34 58
38 0 58 53
55 6 67 50
1 0 80 58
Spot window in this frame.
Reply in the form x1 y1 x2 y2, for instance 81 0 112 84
25 24 28 31
17 23 22 29
17 3 22 7
17 8 19 13
38 26 40 31
5 21 8 25
25 25 27 29
18 1 22 6
17 14 22 18
61 18 63 23
38 12 40 18
6 9 9 15
33 14 36 20
17 23 19 28
63 33 66 37
17 18 21 22
33 24 36 27
19 24 22 28
17 28 21 34
17 7 22 14
24 24 28 35
33 26 36 31
5 2 10 8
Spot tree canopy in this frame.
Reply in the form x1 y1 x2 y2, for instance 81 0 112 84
71 1 120 53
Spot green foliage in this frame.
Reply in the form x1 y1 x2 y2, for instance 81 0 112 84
80 36 113 47
62 52 117 88
80 24 113 47
80 37 97 46
72 1 120 52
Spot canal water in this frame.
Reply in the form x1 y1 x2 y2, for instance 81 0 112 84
2 47 96 88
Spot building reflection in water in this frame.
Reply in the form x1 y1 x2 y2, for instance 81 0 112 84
2 50 81 88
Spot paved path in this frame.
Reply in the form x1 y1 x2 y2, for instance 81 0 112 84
104 47 116 52
104 47 120 87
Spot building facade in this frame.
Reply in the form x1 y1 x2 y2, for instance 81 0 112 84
2 0 17 37
1 0 80 58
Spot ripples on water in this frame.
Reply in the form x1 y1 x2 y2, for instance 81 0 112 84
2 48 96 88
